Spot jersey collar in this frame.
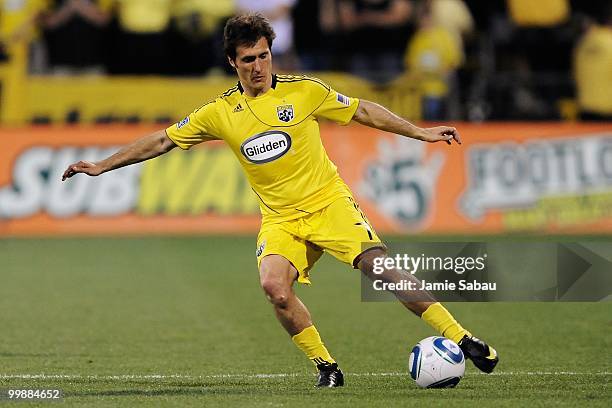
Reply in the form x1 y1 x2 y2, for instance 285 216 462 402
237 74 277 94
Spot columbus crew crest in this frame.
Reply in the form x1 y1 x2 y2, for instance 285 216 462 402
276 104 294 123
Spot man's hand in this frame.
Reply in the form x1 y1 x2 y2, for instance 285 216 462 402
418 126 462 145
62 160 104 181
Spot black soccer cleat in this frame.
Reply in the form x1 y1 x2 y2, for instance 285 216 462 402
458 335 499 374
315 362 344 387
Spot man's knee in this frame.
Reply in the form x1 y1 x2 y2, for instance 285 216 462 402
259 255 297 309
260 278 291 308
356 247 388 275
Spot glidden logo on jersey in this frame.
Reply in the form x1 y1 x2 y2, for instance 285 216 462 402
240 131 292 164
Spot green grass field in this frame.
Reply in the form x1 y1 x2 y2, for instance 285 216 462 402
0 236 610 407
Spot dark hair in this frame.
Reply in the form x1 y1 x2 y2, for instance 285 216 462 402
223 13 276 61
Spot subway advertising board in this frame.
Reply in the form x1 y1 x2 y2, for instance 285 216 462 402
0 123 610 236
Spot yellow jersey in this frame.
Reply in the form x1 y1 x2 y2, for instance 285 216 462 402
113 0 173 33
405 26 463 97
574 26 612 115
0 0 48 39
166 74 360 222
506 0 569 27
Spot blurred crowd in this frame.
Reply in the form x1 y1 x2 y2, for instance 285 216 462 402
0 0 611 121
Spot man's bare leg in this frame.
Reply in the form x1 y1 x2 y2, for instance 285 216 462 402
356 248 499 373
259 255 343 386
259 254 312 335
356 248 437 316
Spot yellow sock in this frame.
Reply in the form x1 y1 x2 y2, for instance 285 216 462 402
292 325 336 366
421 303 471 344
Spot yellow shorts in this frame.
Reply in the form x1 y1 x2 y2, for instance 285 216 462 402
256 196 385 284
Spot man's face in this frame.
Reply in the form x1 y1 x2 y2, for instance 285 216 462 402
229 37 272 95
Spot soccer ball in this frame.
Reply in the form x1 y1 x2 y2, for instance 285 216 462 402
409 336 465 388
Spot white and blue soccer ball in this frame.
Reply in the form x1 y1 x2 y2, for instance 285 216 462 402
409 336 465 388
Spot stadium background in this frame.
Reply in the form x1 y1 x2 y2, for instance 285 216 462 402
0 0 610 406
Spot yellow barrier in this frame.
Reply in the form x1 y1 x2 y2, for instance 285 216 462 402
1 71 422 125
0 43 28 124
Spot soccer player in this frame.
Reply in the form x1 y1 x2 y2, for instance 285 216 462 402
62 14 498 387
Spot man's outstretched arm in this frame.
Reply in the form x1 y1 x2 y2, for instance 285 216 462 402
61 129 176 181
352 100 462 145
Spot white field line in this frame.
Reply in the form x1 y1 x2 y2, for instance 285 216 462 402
0 371 610 381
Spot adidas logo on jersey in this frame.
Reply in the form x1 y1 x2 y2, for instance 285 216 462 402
233 103 244 113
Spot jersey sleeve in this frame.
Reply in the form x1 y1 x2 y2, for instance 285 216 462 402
312 86 360 125
165 100 222 150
